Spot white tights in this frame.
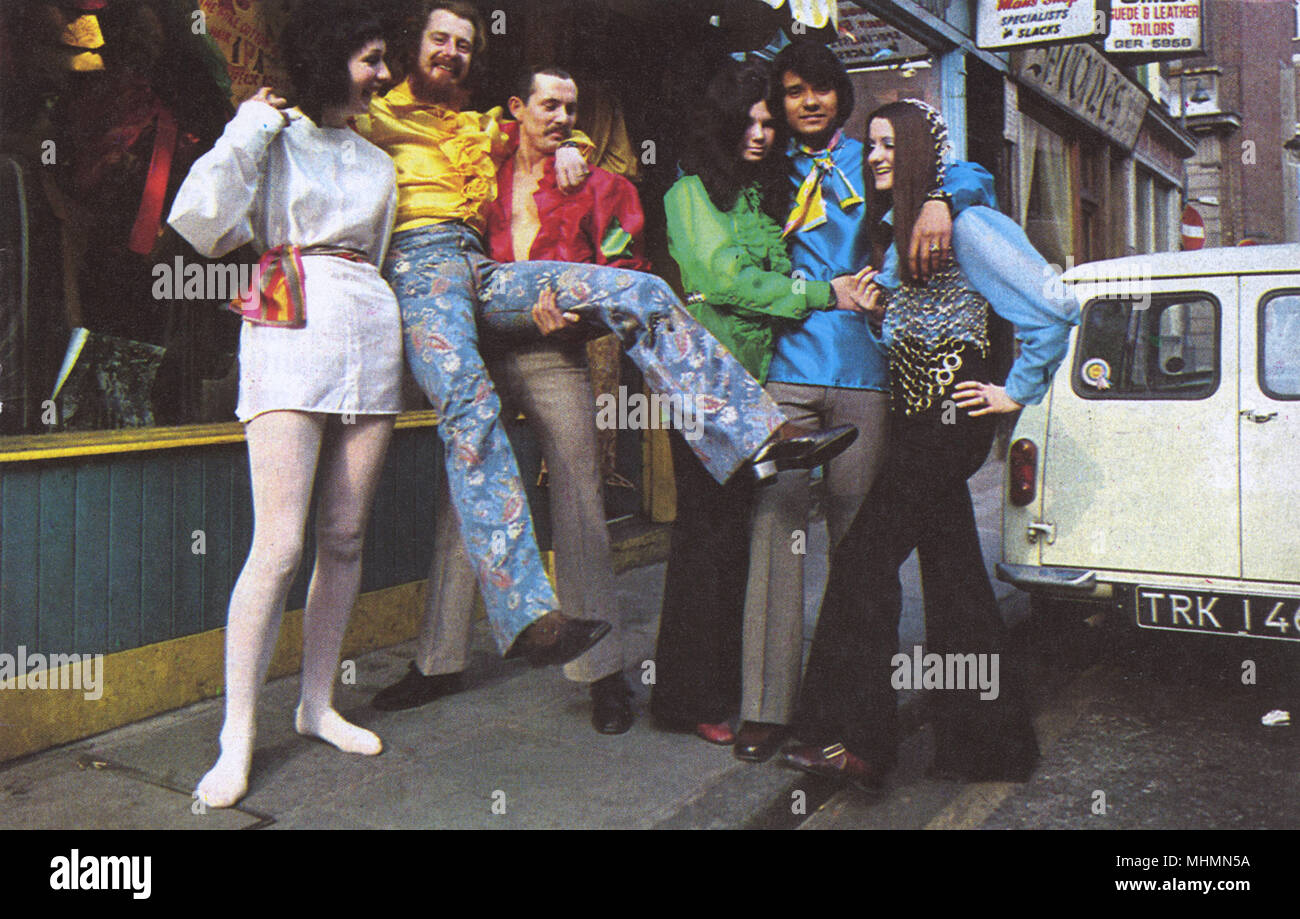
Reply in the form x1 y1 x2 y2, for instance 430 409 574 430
196 411 394 808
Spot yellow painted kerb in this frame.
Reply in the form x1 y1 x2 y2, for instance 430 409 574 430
0 580 428 763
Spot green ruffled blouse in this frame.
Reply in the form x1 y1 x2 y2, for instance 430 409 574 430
664 174 835 382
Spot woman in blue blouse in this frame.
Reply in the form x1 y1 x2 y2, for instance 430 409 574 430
783 99 1081 789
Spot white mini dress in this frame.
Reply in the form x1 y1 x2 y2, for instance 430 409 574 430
168 100 403 422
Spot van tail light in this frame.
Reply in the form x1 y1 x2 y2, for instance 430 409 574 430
1008 438 1037 507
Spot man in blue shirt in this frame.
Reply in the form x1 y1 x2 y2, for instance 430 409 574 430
733 40 995 764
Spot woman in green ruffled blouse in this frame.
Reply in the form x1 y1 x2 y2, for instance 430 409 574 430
650 60 871 755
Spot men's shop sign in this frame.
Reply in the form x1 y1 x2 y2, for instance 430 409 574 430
1013 44 1149 149
1103 0 1203 54
976 0 1103 50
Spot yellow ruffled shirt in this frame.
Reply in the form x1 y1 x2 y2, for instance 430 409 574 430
356 79 504 234
357 79 594 236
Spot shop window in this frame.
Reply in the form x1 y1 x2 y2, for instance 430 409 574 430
1261 291 1300 398
1109 159 1132 255
1079 146 1103 263
1135 171 1153 253
1154 181 1173 251
1074 295 1219 400
0 2 253 439
1019 116 1074 267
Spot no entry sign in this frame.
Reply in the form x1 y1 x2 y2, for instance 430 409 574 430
1181 205 1205 250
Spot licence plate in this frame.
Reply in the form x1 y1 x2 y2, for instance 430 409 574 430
1134 587 1300 641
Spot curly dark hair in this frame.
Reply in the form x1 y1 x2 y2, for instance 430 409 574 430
281 0 386 124
678 60 786 222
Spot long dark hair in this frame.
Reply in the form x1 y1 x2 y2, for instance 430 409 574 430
678 61 785 222
863 101 942 285
281 0 386 124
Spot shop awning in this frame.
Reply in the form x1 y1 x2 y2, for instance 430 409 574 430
754 0 838 30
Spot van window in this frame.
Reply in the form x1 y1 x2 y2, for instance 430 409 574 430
1261 291 1300 399
1072 295 1219 399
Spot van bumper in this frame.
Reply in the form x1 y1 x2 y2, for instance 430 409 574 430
996 563 1099 595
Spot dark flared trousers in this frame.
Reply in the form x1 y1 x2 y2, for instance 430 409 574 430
794 348 1038 778
649 430 755 726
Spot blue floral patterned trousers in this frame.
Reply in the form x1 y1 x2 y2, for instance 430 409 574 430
384 222 785 652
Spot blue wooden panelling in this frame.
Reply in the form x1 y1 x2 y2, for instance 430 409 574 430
201 452 232 633
107 463 143 654
229 449 252 596
0 427 476 657
37 467 76 655
170 454 205 639
73 463 110 652
0 465 40 653
138 455 174 649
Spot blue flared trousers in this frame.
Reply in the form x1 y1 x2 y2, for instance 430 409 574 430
383 222 785 651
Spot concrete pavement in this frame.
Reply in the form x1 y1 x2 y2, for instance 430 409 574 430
0 461 1011 830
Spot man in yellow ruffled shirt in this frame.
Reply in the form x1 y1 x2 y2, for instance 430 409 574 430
355 1 853 673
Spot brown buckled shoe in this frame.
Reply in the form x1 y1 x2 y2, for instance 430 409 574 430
781 742 885 791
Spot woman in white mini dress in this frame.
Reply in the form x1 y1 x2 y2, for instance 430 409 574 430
168 0 400 808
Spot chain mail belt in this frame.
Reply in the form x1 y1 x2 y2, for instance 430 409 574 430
882 263 991 416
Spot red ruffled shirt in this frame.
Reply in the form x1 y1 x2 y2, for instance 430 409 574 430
485 149 651 271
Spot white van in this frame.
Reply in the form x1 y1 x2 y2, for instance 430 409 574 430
997 244 1300 643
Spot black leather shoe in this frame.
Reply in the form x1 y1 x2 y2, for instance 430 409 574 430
371 662 464 711
749 424 858 483
504 611 611 667
590 673 634 735
733 721 789 763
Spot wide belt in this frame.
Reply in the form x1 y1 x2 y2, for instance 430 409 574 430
229 244 369 328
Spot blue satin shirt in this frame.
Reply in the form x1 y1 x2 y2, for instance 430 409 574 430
767 136 996 391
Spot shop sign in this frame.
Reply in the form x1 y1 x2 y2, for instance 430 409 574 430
1104 0 1203 55
199 0 290 104
976 0 1103 51
1013 44 1149 149
832 2 930 69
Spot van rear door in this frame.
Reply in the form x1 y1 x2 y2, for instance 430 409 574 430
1239 275 1300 585
1037 276 1240 578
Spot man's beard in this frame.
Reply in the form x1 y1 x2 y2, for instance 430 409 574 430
408 60 465 104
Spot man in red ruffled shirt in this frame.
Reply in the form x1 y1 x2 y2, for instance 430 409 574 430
483 70 649 274
373 67 645 734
